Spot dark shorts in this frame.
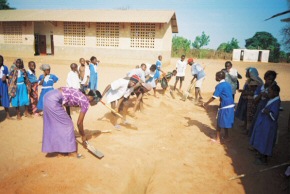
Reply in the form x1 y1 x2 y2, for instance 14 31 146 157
176 76 185 81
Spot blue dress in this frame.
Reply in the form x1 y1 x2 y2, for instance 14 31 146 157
0 65 10 108
11 70 29 107
37 74 58 110
89 63 98 90
213 81 235 129
154 60 162 79
250 97 280 156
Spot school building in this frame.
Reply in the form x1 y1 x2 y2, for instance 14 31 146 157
232 49 270 63
0 10 178 65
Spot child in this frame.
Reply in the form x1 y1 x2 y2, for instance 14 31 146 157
188 58 206 103
145 64 157 97
174 55 187 91
250 84 281 165
154 55 165 86
102 75 140 115
37 64 58 114
160 69 177 91
9 59 31 120
129 83 152 117
248 70 277 136
27 61 39 116
66 63 80 89
127 63 147 82
0 55 11 119
89 56 99 90
203 71 235 144
78 58 90 90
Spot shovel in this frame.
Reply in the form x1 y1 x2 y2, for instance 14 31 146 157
100 100 132 125
182 80 195 101
76 139 104 159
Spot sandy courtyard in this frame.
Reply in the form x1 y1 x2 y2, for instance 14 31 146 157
0 57 290 194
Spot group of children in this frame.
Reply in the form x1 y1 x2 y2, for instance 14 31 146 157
204 61 281 165
0 56 58 119
0 54 282 165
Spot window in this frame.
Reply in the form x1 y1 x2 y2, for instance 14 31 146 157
64 22 85 46
130 23 155 48
3 22 23 44
96 22 119 47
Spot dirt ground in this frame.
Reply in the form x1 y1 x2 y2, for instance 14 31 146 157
0 57 290 194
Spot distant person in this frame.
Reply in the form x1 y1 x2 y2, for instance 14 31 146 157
78 58 90 91
66 63 80 89
27 61 39 116
160 69 177 91
222 61 239 100
37 64 58 114
89 56 99 90
174 55 187 91
188 58 206 103
250 84 281 165
9 59 31 120
145 64 158 97
203 71 235 144
127 63 147 82
154 55 165 86
0 55 11 119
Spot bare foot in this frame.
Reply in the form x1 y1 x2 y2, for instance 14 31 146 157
25 113 33 118
210 138 222 144
17 116 22 120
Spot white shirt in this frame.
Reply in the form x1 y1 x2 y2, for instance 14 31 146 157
66 71 80 89
176 60 187 76
106 78 134 103
78 65 90 84
127 68 146 82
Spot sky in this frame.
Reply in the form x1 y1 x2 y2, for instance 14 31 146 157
8 0 290 50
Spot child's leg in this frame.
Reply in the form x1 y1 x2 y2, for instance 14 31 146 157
195 87 199 101
173 79 178 90
224 128 229 139
179 80 183 90
24 105 32 117
16 107 21 120
4 107 11 119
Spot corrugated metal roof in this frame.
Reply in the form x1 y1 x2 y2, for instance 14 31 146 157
0 9 178 32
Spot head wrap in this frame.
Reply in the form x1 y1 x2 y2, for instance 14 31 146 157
187 58 193 63
130 74 140 83
40 64 50 71
85 89 102 106
141 83 152 91
246 67 263 86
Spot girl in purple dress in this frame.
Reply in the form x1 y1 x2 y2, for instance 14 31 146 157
42 87 101 158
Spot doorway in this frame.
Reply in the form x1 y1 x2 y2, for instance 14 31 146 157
39 35 46 55
258 51 262 62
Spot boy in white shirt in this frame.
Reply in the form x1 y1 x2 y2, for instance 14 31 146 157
174 55 187 91
66 63 80 89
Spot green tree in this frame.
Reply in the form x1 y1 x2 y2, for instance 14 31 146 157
0 0 15 10
281 24 290 51
172 35 191 56
217 38 240 53
192 31 210 49
245 32 280 62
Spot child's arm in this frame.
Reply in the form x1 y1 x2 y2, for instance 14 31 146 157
203 97 215 108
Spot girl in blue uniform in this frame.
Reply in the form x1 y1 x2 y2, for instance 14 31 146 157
0 55 11 119
250 84 281 165
89 56 99 90
9 59 31 120
37 64 58 114
203 71 235 144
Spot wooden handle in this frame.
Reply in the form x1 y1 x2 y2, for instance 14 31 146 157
100 100 124 119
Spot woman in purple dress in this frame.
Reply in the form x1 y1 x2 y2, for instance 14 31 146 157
42 87 101 158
